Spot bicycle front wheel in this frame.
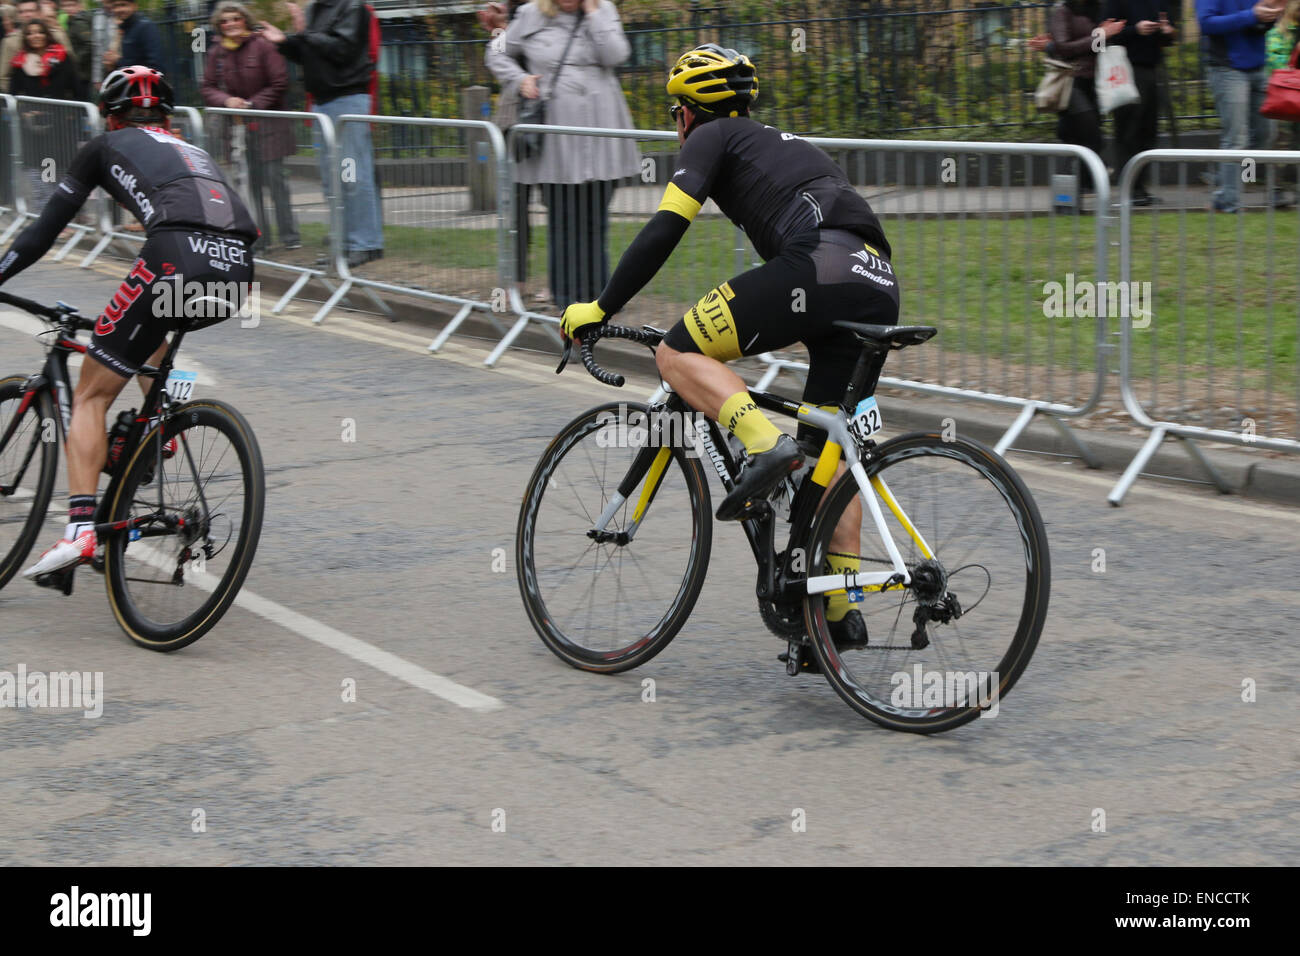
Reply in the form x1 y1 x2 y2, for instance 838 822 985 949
805 433 1050 733
104 400 265 651
0 376 57 591
517 401 713 673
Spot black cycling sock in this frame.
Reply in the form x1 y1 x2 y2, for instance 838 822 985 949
66 495 96 539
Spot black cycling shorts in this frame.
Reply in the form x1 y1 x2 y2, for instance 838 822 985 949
663 227 900 411
88 229 254 378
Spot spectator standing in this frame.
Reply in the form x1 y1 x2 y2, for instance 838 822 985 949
479 0 535 297
261 0 383 268
1199 0 1285 211
200 1 300 251
57 0 90 98
1104 0 1178 204
0 6 14 37
9 19 77 207
486 0 640 310
1029 2 1125 194
0 0 68 91
101 0 162 74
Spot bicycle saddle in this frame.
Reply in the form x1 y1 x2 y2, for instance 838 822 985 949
831 322 937 350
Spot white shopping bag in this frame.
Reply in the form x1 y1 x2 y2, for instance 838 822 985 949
1096 44 1140 114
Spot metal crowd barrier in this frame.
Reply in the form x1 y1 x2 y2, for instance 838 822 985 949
758 137 1110 461
500 123 720 367
200 106 341 314
6 97 99 259
0 95 17 235
318 115 511 332
1109 148 1300 505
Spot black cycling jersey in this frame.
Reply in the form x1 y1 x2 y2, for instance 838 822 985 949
672 117 889 262
596 116 888 317
0 125 258 284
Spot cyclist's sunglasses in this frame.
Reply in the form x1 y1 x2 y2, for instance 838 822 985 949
669 104 683 124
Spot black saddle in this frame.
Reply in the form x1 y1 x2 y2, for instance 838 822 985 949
832 322 937 350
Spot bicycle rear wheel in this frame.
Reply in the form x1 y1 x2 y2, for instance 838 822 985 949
0 376 57 591
804 433 1050 733
103 399 264 651
517 401 712 673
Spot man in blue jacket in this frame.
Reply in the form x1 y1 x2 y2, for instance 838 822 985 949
102 0 164 73
1198 0 1284 212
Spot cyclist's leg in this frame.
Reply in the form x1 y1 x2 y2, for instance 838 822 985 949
656 236 819 452
24 248 173 576
796 231 901 625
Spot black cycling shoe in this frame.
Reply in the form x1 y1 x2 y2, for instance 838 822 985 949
827 609 869 650
716 434 803 521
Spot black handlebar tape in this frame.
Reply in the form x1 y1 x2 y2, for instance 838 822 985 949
580 334 624 387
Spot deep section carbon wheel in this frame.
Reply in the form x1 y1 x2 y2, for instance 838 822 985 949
804 432 1050 733
517 401 713 673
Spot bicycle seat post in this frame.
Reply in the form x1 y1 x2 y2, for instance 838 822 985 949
842 345 888 411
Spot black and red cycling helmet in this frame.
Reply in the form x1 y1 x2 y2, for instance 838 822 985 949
99 66 174 118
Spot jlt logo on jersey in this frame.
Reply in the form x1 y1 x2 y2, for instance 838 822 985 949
94 259 156 336
109 164 155 222
850 247 895 288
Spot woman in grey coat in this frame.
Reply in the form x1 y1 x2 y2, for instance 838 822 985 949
486 0 640 309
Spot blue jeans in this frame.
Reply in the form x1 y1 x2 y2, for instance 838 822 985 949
312 93 383 253
1207 65 1274 210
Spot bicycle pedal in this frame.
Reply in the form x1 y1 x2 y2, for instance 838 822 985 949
779 641 819 676
35 567 75 595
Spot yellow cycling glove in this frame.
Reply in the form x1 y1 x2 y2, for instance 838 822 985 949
560 300 606 340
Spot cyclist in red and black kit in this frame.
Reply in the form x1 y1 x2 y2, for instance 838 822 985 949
0 65 258 580
560 45 899 648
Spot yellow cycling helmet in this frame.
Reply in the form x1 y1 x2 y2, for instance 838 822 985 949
666 43 758 117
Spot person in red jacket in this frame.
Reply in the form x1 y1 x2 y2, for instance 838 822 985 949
200 1 300 250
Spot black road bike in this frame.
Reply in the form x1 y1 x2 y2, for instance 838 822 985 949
0 290 264 651
517 322 1050 733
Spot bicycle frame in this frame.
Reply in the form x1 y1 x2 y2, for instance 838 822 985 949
2 309 193 543
585 350 935 605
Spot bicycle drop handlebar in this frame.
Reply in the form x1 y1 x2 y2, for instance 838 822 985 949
0 289 94 331
555 323 663 388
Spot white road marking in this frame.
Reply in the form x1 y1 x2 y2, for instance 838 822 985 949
129 541 504 712
0 310 218 385
230 589 505 712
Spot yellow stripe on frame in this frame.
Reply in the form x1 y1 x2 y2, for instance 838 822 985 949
871 474 934 559
658 182 702 222
631 447 673 524
810 441 841 487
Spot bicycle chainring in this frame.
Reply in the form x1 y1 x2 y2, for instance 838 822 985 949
758 596 807 642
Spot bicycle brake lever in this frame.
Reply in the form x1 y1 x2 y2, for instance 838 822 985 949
556 339 573 375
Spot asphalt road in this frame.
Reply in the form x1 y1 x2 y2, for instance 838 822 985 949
1 262 1296 866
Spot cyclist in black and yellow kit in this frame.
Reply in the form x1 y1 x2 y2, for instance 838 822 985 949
559 44 900 648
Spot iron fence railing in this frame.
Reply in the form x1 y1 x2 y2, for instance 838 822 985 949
134 1 1217 141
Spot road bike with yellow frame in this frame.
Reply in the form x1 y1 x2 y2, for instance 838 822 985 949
517 321 1049 733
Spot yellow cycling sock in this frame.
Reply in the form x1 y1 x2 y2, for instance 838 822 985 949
825 552 860 623
719 391 782 455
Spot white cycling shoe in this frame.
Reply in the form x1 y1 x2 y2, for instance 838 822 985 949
22 529 98 579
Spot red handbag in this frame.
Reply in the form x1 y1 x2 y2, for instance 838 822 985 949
1262 44 1300 121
